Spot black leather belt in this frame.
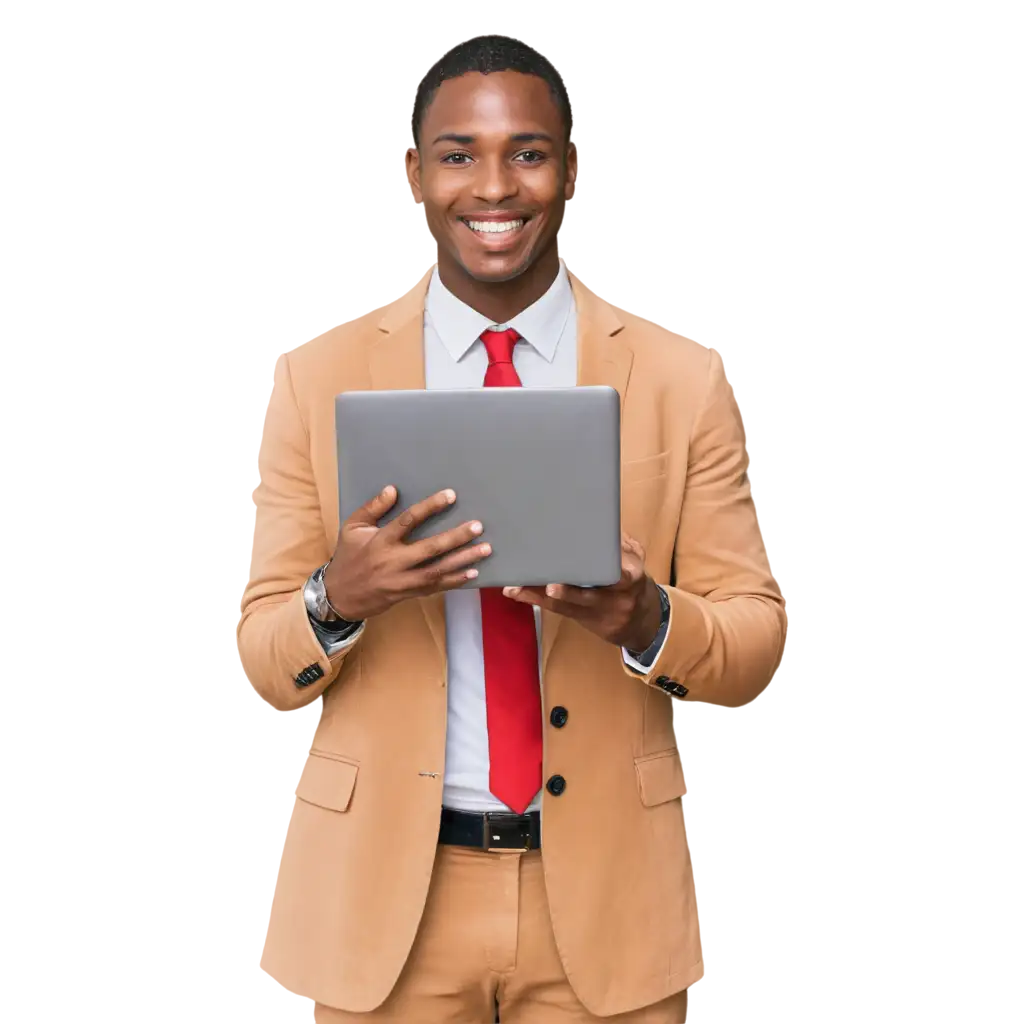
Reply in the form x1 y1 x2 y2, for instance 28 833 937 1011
439 807 541 852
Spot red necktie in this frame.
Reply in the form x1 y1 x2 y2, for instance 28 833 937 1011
478 327 542 813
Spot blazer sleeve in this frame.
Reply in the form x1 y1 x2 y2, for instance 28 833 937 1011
625 347 787 707
236 352 357 710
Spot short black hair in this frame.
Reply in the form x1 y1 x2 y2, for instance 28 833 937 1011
412 35 572 149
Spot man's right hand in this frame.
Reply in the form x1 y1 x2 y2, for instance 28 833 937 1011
322 485 491 622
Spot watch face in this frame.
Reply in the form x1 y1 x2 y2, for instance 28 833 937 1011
314 594 329 619
304 571 329 620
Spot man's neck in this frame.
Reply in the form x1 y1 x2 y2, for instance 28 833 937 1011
436 247 561 325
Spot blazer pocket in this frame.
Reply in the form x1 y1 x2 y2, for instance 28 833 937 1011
621 450 669 486
295 750 360 813
634 747 687 806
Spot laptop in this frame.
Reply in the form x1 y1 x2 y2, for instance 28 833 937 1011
335 386 621 588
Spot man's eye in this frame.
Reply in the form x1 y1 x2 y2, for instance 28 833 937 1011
515 150 545 164
441 152 472 165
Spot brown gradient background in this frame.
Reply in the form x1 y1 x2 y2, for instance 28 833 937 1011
2 8 1024 1024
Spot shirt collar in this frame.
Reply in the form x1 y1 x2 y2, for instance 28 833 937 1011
424 258 573 364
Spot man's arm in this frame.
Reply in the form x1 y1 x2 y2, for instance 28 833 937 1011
237 353 358 711
624 346 787 706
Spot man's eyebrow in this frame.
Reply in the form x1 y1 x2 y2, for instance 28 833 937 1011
509 132 554 143
433 133 476 145
431 131 556 146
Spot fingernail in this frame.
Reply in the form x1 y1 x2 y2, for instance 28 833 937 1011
504 586 518 597
466 569 478 579
546 584 557 596
445 489 456 503
381 485 393 498
479 543 492 555
470 522 483 534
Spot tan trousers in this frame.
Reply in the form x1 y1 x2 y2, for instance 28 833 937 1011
315 844 688 1024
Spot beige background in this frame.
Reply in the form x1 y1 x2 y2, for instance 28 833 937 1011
0 9 1019 1024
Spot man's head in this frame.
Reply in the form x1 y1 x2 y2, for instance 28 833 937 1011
406 35 577 286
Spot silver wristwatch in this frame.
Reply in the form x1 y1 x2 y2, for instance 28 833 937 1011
302 562 353 624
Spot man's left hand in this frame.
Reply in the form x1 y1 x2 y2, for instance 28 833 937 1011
502 534 663 652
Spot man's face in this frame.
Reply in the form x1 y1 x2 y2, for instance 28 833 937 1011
407 71 577 283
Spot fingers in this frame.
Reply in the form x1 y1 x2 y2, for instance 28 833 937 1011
501 585 587 623
402 517 487 568
622 532 646 560
348 484 399 526
619 553 645 586
411 539 493 583
620 533 646 585
525 552 643 605
379 488 457 541
503 585 556 607
534 583 600 607
406 557 489 598
357 486 492 599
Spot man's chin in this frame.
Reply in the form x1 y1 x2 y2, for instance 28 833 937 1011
451 247 535 285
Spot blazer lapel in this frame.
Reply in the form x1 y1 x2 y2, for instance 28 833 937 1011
369 270 432 392
541 271 632 676
368 269 447 664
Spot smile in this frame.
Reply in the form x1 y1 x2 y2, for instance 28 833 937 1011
460 217 527 236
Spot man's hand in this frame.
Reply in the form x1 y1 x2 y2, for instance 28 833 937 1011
502 534 663 651
323 486 491 621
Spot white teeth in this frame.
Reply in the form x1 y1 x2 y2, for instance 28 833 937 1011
466 219 524 234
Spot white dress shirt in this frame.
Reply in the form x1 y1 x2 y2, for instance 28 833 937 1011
310 260 667 813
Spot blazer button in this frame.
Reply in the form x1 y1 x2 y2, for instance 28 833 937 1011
550 706 569 728
547 775 567 796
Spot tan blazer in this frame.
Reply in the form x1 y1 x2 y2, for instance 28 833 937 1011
237 268 787 1016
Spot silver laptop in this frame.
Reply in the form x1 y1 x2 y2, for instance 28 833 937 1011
335 387 621 588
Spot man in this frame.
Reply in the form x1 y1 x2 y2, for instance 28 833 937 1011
238 34 786 1023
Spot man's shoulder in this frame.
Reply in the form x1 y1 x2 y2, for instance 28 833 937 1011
280 270 432 388
284 302 389 372
617 305 706 354
603 297 713 382
571 272 710 369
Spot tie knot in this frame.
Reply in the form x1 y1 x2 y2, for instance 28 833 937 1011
480 327 521 367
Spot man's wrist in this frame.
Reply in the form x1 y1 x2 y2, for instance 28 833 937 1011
623 577 665 653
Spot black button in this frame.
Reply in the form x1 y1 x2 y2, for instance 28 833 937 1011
550 706 569 728
546 775 566 796
295 662 325 687
654 675 688 698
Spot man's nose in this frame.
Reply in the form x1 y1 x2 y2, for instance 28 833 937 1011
472 155 518 205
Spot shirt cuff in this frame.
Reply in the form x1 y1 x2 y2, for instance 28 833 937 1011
621 585 671 676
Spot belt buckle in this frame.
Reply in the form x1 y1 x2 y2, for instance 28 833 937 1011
483 812 532 853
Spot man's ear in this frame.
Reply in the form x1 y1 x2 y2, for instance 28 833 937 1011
406 147 424 204
564 141 578 201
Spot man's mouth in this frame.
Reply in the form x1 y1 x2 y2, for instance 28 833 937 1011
458 215 530 239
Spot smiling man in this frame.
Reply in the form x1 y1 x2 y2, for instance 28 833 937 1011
238 34 786 1024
